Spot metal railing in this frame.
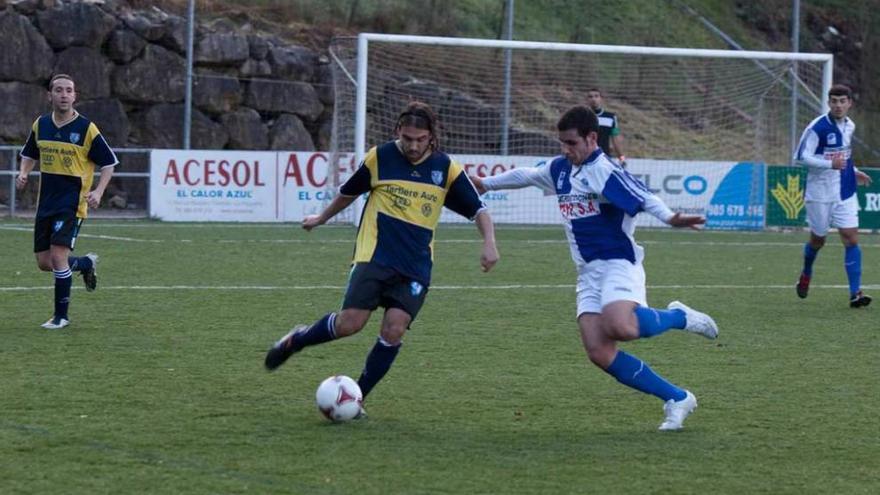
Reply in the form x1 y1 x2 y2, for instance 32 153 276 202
1 145 152 218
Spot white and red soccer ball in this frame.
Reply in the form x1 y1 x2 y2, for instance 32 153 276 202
315 375 363 422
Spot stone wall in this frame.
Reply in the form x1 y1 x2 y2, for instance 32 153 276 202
0 0 330 152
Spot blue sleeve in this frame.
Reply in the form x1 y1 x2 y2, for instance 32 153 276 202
444 173 485 219
87 134 118 168
339 164 371 196
602 170 647 216
20 129 39 160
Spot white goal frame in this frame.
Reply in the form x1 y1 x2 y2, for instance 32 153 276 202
352 33 834 166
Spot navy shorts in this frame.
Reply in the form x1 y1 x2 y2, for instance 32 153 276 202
342 262 429 321
34 212 83 252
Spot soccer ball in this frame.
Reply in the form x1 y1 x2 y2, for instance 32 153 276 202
315 375 363 422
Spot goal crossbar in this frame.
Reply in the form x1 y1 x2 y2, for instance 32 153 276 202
354 33 834 162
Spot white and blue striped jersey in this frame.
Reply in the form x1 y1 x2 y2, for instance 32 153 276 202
794 113 857 202
482 149 674 268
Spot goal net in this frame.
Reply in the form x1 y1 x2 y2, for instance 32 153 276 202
328 34 832 228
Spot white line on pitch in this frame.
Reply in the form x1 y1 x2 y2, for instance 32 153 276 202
1 284 877 292
0 226 159 243
3 225 877 248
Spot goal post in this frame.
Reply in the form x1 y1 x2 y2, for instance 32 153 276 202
329 33 833 228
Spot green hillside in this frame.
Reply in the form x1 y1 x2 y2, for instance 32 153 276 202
152 0 880 161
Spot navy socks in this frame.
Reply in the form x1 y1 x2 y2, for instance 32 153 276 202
53 268 72 320
357 337 401 398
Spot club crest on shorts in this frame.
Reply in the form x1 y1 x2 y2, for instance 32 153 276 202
69 132 81 143
53 221 64 232
410 281 424 296
431 170 443 185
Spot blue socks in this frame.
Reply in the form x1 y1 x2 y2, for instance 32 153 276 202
845 244 862 296
635 306 686 338
68 256 93 273
605 350 686 402
358 337 401 398
54 268 72 320
291 313 337 352
801 242 862 296
803 243 819 277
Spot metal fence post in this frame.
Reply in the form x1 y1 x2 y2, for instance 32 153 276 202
9 149 16 217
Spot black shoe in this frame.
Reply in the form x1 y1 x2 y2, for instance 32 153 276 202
264 325 307 370
849 291 872 308
82 253 99 292
796 273 810 299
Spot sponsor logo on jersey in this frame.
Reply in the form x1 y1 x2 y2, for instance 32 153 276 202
598 116 615 128
557 193 600 219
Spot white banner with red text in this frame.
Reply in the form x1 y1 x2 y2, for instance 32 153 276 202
150 150 764 230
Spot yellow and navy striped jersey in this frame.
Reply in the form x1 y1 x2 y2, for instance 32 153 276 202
340 141 485 285
20 112 118 219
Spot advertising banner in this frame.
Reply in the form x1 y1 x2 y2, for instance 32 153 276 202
766 166 880 229
861 170 880 229
151 150 766 231
628 160 764 230
150 150 279 222
766 166 807 227
277 151 359 222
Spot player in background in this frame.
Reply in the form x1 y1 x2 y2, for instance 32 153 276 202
16 74 117 330
265 102 499 417
470 106 718 431
586 88 627 168
794 84 873 308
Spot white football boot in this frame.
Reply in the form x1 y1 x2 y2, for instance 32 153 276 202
41 317 70 330
658 390 697 431
668 301 718 339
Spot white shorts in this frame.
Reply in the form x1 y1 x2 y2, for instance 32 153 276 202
806 195 859 236
576 255 647 316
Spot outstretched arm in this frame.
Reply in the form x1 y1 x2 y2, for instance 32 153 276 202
474 209 499 272
470 165 554 194
302 194 358 231
643 195 704 229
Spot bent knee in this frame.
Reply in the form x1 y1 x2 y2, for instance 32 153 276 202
379 325 407 345
335 313 369 336
585 343 616 369
599 316 638 341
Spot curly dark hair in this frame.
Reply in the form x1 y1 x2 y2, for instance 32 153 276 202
395 101 441 151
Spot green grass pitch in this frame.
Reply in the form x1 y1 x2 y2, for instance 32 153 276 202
1 219 877 494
